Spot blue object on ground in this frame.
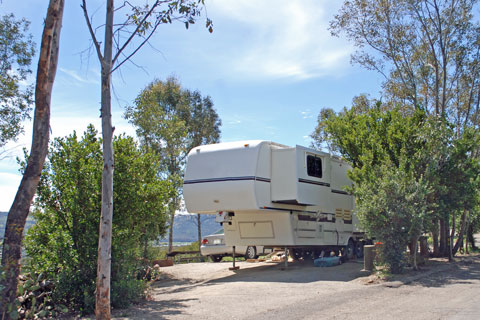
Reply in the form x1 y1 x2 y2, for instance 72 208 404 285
314 256 341 267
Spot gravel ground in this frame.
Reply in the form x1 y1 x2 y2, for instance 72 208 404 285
106 254 480 320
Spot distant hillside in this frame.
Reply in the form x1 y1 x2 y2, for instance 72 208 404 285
166 214 222 242
1 211 221 243
0 212 36 239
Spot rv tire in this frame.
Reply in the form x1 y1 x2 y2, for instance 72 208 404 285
355 241 364 259
245 246 257 260
346 239 355 260
292 248 302 260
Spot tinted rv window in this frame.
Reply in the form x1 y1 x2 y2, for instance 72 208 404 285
307 155 322 178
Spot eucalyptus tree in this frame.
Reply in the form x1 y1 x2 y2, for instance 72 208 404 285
312 103 480 270
331 0 480 127
80 1 212 317
330 0 480 256
1 1 64 318
125 76 221 252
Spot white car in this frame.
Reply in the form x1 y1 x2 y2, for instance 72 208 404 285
200 229 264 262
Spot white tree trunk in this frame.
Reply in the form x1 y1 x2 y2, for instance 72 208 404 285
95 0 114 318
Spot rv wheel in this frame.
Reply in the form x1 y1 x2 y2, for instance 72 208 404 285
211 255 223 262
292 248 302 260
355 241 364 259
346 239 355 260
245 246 257 260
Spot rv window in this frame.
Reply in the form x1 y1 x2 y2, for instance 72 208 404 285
307 155 322 178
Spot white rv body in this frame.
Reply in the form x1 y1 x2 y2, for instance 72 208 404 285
184 141 363 255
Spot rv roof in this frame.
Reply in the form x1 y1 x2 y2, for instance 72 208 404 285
189 140 289 154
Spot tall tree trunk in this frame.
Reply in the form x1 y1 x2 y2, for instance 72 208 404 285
95 0 114 319
168 204 176 253
465 213 470 254
450 212 456 248
0 1 64 318
453 210 468 255
467 223 476 249
411 235 419 271
447 215 453 262
439 218 447 256
432 219 439 256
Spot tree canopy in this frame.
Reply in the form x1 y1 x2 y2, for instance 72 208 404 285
312 103 480 271
330 0 480 130
0 14 35 149
125 76 221 251
323 0 480 271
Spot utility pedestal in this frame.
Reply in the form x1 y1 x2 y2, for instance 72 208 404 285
363 245 375 272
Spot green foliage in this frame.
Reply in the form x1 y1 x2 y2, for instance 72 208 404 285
313 103 480 272
125 76 221 172
125 76 221 248
0 14 35 148
356 166 429 273
110 277 145 309
127 0 213 33
24 125 173 313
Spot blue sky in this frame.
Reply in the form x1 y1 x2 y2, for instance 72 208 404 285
0 0 383 211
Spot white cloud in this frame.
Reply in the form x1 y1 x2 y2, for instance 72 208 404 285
300 109 313 119
210 0 352 80
59 68 100 85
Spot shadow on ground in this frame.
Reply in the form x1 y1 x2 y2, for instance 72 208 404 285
112 298 198 320
112 259 368 319
210 259 368 284
149 258 368 298
406 256 480 288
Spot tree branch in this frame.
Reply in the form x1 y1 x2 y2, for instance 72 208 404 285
112 0 162 65
81 0 104 63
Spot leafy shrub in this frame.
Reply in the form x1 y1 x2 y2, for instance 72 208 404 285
356 166 429 273
111 277 146 309
24 125 174 314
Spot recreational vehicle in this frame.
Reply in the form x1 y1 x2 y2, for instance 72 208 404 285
183 141 365 260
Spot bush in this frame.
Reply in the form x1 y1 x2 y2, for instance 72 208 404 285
356 166 428 273
111 278 146 309
23 125 174 314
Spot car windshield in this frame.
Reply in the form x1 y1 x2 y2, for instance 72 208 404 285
214 228 224 235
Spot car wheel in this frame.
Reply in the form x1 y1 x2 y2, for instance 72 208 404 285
211 255 223 262
244 246 257 260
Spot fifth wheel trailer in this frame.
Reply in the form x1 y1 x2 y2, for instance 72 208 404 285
183 140 365 260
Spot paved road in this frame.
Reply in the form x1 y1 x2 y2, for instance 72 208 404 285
113 255 480 320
